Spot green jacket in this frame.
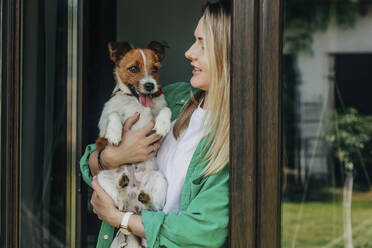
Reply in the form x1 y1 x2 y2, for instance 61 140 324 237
79 82 229 248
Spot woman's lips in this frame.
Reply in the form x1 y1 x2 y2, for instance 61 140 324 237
192 68 202 75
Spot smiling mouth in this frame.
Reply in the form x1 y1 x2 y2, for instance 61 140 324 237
193 68 202 74
191 63 202 74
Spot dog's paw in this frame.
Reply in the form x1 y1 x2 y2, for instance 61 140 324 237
154 116 171 137
138 190 151 204
105 128 122 145
105 112 123 145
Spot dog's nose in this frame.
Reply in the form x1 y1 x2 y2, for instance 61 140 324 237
144 82 155 92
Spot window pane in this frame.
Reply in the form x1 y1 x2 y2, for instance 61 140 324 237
282 1 372 247
20 0 68 247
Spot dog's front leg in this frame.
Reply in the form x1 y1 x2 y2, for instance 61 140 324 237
151 94 171 137
105 112 123 145
153 107 171 137
150 94 167 117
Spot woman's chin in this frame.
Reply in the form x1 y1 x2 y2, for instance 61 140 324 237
190 78 209 91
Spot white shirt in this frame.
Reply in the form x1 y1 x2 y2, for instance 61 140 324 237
156 103 206 214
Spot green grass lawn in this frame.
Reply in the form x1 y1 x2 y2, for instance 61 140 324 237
282 190 372 248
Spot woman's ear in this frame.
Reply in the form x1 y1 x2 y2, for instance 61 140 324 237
147 40 169 62
108 42 134 64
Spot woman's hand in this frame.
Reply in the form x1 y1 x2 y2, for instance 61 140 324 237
90 176 124 227
107 113 162 166
88 113 162 174
91 176 147 238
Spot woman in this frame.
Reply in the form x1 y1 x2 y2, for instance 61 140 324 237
80 1 231 247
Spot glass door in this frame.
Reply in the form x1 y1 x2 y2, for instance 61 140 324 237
282 1 372 247
17 0 81 247
19 0 68 247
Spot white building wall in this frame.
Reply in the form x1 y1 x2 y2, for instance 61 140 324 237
290 9 372 176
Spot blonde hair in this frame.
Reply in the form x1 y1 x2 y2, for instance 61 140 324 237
173 1 231 176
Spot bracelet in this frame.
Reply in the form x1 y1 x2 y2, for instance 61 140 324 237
119 212 134 235
97 149 106 170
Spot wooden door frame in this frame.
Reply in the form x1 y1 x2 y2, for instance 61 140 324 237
230 0 283 247
1 0 21 247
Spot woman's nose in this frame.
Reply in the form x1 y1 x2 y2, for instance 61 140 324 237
185 44 195 61
185 49 192 61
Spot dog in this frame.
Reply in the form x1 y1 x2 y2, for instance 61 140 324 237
95 41 170 248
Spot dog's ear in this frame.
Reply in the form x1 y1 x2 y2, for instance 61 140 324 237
108 42 134 64
147 40 169 62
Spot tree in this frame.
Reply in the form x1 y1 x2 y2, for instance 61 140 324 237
284 0 368 54
325 108 372 248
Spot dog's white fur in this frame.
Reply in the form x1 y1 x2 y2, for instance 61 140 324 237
97 69 170 248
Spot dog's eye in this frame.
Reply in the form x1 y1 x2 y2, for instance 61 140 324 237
152 66 158 73
128 66 139 73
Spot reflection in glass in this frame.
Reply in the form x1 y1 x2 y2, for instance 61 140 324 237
20 0 67 247
282 1 372 247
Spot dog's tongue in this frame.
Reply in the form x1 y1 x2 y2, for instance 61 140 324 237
139 94 153 107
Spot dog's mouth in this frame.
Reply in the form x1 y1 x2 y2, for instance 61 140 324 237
127 84 162 107
138 93 153 107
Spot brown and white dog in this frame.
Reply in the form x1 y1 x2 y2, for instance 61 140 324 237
96 41 170 248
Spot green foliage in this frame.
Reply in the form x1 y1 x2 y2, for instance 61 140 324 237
325 108 372 171
284 0 364 54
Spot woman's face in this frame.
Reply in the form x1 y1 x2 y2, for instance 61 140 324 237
185 18 210 92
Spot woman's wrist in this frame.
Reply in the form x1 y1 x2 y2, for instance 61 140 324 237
103 145 128 168
97 149 107 170
88 144 130 174
119 212 134 234
88 150 100 176
112 210 125 228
